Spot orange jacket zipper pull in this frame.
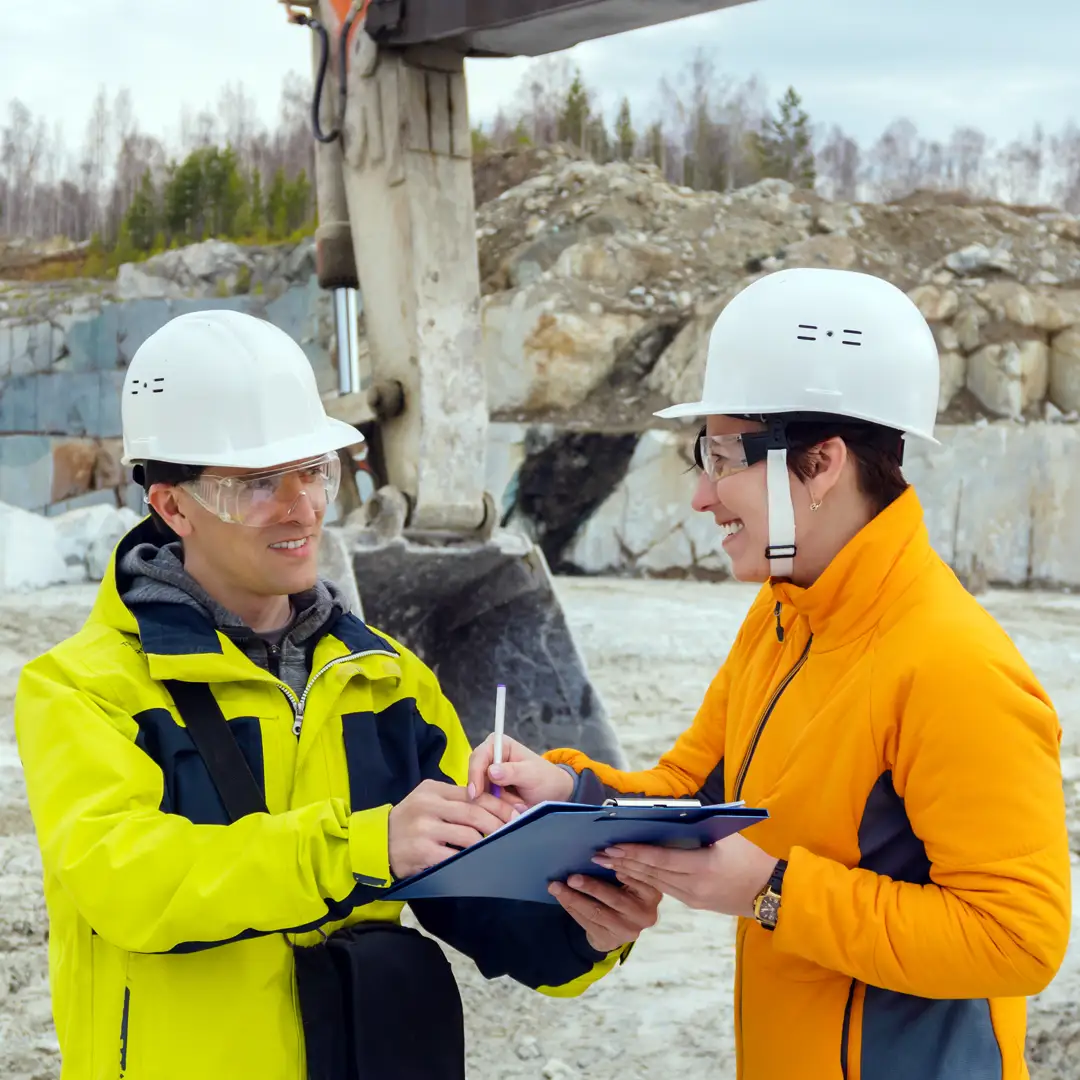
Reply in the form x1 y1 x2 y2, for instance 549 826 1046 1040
774 601 785 642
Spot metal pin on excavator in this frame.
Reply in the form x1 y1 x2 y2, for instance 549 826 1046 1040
279 0 756 764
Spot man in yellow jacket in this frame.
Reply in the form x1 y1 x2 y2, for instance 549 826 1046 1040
470 268 1073 1079
15 310 658 1080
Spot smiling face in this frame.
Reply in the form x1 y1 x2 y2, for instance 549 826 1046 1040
691 416 771 581
182 465 324 594
148 459 330 627
691 415 828 584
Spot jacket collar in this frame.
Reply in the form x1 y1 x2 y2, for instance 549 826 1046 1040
91 517 399 684
769 485 933 649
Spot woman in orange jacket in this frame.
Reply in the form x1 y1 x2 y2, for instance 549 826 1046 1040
469 267 1073 1079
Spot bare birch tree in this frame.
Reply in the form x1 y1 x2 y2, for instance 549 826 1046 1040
815 124 861 201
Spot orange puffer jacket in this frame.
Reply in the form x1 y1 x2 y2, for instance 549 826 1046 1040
549 485 1072 1080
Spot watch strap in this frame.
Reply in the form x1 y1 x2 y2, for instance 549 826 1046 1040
753 858 788 931
769 858 788 894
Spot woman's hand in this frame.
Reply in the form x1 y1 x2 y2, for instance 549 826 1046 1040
466 733 575 808
549 874 662 953
593 832 778 918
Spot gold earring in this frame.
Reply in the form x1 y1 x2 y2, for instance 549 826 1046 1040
810 497 822 512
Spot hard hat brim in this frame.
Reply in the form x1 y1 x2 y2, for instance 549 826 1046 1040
653 400 941 445
654 400 720 420
121 417 366 469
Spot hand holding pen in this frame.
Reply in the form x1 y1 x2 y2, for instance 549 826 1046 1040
467 683 575 808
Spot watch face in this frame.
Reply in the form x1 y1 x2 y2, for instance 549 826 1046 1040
758 894 781 928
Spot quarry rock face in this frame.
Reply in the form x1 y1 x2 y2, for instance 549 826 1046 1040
7 149 1080 585
0 241 330 515
494 419 1080 589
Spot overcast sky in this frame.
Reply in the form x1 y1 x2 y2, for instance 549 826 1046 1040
3 0 1078 160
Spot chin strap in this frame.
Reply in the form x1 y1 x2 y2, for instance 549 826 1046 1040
765 447 796 580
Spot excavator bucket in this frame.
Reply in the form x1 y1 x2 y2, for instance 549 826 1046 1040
343 515 626 765
290 0 755 764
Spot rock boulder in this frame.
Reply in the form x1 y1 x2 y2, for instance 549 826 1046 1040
0 503 82 592
1050 327 1080 413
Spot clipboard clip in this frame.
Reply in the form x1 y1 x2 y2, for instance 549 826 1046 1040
601 797 703 808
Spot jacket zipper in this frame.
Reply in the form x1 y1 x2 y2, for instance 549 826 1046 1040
291 962 305 1079
733 919 748 1079
840 978 856 1079
277 649 395 737
119 985 131 1077
731 632 812 801
732 616 812 1079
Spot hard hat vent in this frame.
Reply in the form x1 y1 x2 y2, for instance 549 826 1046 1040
129 377 166 396
796 324 863 347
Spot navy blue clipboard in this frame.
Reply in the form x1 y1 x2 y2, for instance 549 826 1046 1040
384 800 769 905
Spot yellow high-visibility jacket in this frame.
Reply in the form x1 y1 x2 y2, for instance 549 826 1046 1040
550 486 1072 1080
16 520 624 1080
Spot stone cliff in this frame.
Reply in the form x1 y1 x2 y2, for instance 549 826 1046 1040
4 146 1080 587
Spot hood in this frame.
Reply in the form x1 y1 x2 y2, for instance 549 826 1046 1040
103 517 354 697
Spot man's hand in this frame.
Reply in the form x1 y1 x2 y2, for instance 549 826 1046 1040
548 875 661 953
592 832 777 918
468 734 578 812
388 780 517 880
466 733 575 808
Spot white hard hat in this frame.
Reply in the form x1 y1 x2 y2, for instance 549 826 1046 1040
657 267 940 440
656 268 941 579
121 309 363 469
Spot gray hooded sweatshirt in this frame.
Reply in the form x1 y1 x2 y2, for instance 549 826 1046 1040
119 538 350 698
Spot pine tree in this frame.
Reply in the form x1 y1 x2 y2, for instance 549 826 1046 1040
124 170 159 251
645 122 665 173
233 167 266 240
586 116 612 163
202 145 245 236
112 219 138 266
615 97 635 161
284 170 313 234
557 73 590 148
266 167 289 239
751 86 816 188
162 151 208 242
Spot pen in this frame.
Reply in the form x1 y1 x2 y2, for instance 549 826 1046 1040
492 683 506 799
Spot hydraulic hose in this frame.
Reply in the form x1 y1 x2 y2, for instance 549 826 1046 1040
308 17 342 144
290 1 369 146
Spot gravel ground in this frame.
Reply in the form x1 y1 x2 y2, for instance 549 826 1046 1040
0 577 1076 1079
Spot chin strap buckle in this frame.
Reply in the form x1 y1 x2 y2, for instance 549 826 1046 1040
764 544 796 559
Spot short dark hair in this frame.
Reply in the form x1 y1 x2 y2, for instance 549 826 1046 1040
133 460 207 535
693 416 908 516
783 418 907 516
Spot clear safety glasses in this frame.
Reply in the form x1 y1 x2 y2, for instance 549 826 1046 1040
696 433 773 482
182 454 342 527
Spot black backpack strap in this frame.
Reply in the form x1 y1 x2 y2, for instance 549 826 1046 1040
163 680 269 821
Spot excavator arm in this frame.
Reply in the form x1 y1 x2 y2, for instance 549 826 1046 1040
308 0 758 56
281 0 756 762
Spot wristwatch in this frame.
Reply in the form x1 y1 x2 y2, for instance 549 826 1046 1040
752 859 787 931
